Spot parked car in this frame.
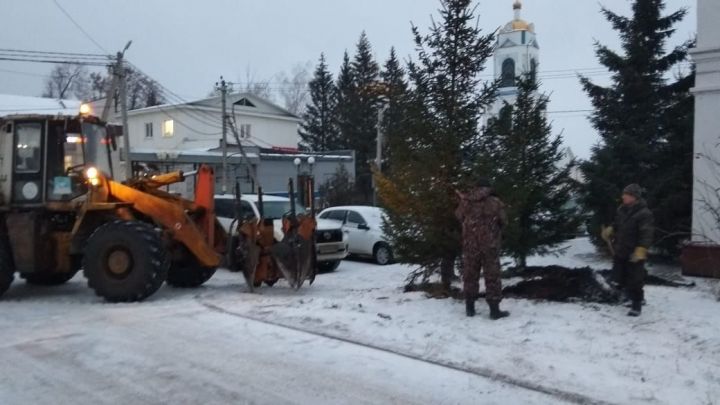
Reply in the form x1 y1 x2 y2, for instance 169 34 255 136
318 206 393 265
214 194 348 272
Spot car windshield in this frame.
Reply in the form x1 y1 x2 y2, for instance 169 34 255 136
263 201 306 219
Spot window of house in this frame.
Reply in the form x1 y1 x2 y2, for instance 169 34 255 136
240 124 252 139
162 120 174 137
234 98 256 108
145 122 153 138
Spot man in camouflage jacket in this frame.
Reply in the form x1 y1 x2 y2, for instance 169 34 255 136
601 184 654 317
455 179 510 319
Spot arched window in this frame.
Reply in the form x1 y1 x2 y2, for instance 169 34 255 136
500 58 515 87
530 58 538 82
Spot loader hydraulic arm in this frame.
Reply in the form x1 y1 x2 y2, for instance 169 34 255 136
91 165 223 268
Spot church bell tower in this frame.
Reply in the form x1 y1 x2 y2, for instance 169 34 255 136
491 0 540 114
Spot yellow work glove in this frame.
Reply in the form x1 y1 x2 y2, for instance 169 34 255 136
600 225 614 243
630 247 648 263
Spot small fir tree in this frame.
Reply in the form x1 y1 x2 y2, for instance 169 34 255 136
377 0 497 291
478 75 581 267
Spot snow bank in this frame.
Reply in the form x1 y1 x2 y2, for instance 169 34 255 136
202 238 720 405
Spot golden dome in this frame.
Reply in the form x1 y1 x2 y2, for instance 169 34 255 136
502 0 534 33
511 19 531 31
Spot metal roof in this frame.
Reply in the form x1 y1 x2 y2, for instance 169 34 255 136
0 94 82 118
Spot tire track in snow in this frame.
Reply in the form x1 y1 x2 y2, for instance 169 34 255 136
197 297 618 405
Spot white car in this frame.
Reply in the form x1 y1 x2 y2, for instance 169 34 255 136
214 194 349 272
318 206 393 265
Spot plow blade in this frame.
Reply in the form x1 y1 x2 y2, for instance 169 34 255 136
271 234 314 290
236 221 260 292
238 232 261 292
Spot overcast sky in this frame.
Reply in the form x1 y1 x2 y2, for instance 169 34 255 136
1 0 697 158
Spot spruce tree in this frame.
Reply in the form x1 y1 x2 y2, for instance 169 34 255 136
319 165 356 207
300 53 339 151
479 75 581 267
377 0 496 290
335 51 355 151
347 32 381 203
380 48 408 173
580 0 693 255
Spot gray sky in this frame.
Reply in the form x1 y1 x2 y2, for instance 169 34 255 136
0 0 697 158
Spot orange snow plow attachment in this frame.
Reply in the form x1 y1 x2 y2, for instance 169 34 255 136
232 177 317 290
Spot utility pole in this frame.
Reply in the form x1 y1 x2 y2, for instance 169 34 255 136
216 77 228 194
373 103 389 206
117 41 132 180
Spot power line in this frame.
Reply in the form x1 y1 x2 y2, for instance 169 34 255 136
52 0 109 54
0 67 52 78
0 48 109 59
0 56 110 67
46 0 227 133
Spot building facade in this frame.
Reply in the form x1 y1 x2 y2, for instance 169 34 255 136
117 93 354 198
690 0 720 244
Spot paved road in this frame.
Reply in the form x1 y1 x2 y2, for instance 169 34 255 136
0 274 564 405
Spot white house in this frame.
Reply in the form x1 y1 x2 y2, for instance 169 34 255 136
116 93 355 197
126 93 300 155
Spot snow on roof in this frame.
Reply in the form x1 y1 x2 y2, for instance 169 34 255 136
215 194 289 202
0 94 82 118
130 148 259 159
260 152 353 160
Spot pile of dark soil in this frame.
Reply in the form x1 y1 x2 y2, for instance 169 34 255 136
501 266 618 303
405 265 695 304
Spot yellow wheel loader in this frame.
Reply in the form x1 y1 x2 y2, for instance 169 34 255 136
0 106 227 302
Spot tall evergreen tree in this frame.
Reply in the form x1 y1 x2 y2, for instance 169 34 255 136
346 32 381 203
377 0 497 290
335 51 355 151
479 75 580 267
300 54 339 151
579 0 694 255
380 48 408 172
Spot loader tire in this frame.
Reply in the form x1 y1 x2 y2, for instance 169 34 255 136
83 220 168 303
0 237 14 298
22 271 77 286
167 258 216 288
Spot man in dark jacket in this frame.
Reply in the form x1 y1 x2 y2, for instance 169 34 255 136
601 184 654 317
455 179 509 320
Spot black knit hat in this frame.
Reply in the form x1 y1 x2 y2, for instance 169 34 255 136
623 184 643 198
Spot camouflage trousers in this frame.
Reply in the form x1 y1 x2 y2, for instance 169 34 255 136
462 247 503 303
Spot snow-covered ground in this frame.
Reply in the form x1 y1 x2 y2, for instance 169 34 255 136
1 238 718 404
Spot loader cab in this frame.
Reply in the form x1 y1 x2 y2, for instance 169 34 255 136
1 114 115 207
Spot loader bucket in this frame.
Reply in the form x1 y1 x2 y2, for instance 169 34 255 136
237 221 261 292
271 214 316 290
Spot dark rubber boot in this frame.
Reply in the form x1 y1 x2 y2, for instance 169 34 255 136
488 301 510 320
465 298 476 317
628 301 642 317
